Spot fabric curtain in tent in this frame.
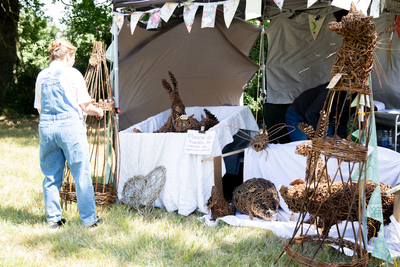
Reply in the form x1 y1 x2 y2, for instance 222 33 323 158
117 10 260 131
370 14 400 110
265 7 342 105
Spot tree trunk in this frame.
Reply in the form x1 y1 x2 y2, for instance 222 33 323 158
0 0 21 110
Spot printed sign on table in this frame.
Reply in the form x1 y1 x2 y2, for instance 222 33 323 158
184 130 215 155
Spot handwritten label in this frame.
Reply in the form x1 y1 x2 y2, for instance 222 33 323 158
327 74 342 89
184 130 215 155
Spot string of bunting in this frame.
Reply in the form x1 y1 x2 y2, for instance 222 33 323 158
114 0 253 33
114 0 385 38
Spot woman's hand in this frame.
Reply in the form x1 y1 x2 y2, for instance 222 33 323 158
80 102 104 119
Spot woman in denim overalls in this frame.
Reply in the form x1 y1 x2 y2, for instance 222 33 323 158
34 40 103 229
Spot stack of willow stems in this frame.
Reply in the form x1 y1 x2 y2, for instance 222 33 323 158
61 41 120 209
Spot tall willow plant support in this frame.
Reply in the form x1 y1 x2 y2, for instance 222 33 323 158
276 3 388 266
61 42 120 210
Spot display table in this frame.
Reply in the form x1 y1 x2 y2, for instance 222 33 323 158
118 106 259 216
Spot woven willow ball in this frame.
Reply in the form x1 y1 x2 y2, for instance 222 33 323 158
251 134 269 152
232 178 279 221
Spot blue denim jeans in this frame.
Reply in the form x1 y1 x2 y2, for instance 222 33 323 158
39 114 97 226
285 106 309 142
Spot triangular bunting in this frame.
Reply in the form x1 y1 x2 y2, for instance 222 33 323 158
224 0 240 28
114 13 124 32
366 186 384 222
245 0 261 20
331 0 352 10
370 0 380 18
147 11 161 29
309 15 326 41
357 0 372 15
273 0 284 10
381 0 386 12
307 0 318 8
201 3 217 28
130 13 143 35
373 228 394 263
183 4 199 33
160 2 179 22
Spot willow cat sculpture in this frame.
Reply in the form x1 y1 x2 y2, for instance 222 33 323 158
61 42 120 209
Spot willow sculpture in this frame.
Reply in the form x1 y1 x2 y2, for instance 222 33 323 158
277 3 380 266
61 42 120 209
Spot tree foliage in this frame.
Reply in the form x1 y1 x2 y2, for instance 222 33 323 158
0 0 112 116
61 0 113 73
2 0 264 119
243 20 269 126
1 0 53 116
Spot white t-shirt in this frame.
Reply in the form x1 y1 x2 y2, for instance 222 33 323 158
34 61 92 117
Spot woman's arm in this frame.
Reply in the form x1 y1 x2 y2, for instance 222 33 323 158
80 102 103 118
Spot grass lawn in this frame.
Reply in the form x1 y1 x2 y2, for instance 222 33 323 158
0 116 396 266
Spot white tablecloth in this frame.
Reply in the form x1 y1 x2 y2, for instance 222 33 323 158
118 106 259 216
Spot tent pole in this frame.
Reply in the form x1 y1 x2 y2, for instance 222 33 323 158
112 18 120 129
261 20 266 133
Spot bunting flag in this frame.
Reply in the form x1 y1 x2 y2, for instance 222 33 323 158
370 0 380 18
245 0 261 20
350 96 393 264
130 13 144 35
115 13 124 32
183 4 199 33
160 2 179 22
381 0 386 12
331 0 352 10
307 0 318 8
202 3 217 28
273 0 284 10
224 0 240 28
147 11 161 29
309 15 326 41
357 0 372 15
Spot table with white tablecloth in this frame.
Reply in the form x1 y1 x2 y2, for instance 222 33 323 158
118 106 259 216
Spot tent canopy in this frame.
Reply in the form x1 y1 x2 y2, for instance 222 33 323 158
114 0 400 131
117 10 261 130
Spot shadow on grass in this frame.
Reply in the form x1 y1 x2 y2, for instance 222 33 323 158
0 206 46 225
0 115 40 146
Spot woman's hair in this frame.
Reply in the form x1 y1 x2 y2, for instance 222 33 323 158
48 40 76 62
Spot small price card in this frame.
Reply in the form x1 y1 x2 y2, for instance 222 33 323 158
327 74 342 89
184 130 215 155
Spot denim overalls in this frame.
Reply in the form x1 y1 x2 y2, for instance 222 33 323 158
39 65 97 226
